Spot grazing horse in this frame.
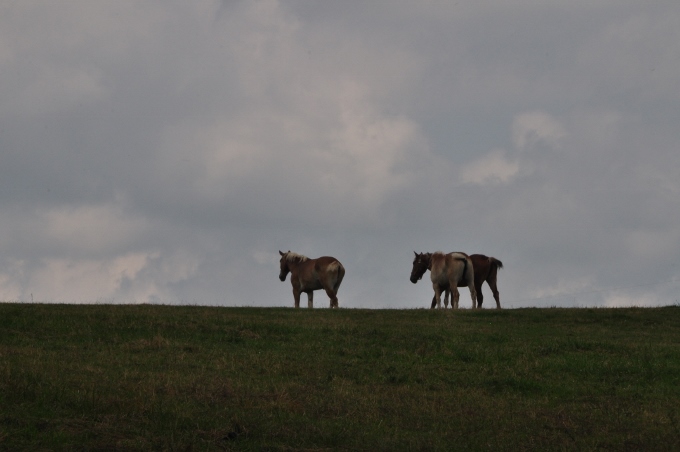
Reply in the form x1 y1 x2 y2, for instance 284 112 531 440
278 251 345 309
410 251 476 309
410 251 503 309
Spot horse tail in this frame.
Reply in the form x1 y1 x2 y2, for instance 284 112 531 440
489 257 503 270
464 256 474 286
453 255 476 308
329 261 345 293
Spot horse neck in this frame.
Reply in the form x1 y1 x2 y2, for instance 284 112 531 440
286 256 308 273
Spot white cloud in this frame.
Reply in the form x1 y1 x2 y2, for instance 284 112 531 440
16 253 150 303
150 3 432 225
155 96 427 225
252 250 279 266
0 250 206 303
526 276 595 301
603 292 665 308
324 86 424 205
460 149 519 185
41 202 148 255
512 111 566 151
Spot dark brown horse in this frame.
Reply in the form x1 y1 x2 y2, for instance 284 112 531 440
279 251 345 308
411 251 503 309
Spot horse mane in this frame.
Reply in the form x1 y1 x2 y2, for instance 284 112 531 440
285 252 309 263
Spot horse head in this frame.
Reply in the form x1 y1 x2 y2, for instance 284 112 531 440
410 252 431 284
278 250 290 281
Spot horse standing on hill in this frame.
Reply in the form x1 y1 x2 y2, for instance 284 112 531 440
278 251 345 309
410 252 503 309
410 251 477 309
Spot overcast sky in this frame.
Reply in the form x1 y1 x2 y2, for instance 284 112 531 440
1 1 679 308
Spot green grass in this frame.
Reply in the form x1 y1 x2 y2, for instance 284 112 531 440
1 304 679 451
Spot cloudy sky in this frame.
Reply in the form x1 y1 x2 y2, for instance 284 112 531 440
1 1 679 308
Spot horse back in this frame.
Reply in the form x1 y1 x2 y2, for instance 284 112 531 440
470 254 502 279
313 256 342 268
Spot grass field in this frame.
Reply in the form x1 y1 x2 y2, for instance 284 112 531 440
1 303 679 451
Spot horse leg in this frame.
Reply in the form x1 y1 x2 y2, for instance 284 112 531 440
307 291 313 309
468 281 477 309
293 288 301 309
488 278 501 309
430 295 437 309
451 286 460 309
476 283 484 308
322 286 339 309
433 284 443 309
444 288 450 308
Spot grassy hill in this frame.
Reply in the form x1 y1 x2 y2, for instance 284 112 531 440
1 303 679 450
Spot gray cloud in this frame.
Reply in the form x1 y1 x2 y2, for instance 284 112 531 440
1 1 679 307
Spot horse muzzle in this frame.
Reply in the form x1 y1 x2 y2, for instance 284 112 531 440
279 274 286 282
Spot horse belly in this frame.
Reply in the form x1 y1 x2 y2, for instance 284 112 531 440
431 272 449 287
300 279 323 292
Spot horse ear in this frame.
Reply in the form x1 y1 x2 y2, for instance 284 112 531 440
414 251 418 257
279 250 284 256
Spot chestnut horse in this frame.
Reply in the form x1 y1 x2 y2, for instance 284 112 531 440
410 251 477 309
278 251 345 308
410 251 503 309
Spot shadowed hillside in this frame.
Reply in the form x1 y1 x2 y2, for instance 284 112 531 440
1 304 679 450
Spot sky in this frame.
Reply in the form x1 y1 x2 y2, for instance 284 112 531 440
1 0 679 308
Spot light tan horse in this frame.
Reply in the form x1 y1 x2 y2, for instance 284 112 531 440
411 252 503 309
410 251 477 309
278 251 345 308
